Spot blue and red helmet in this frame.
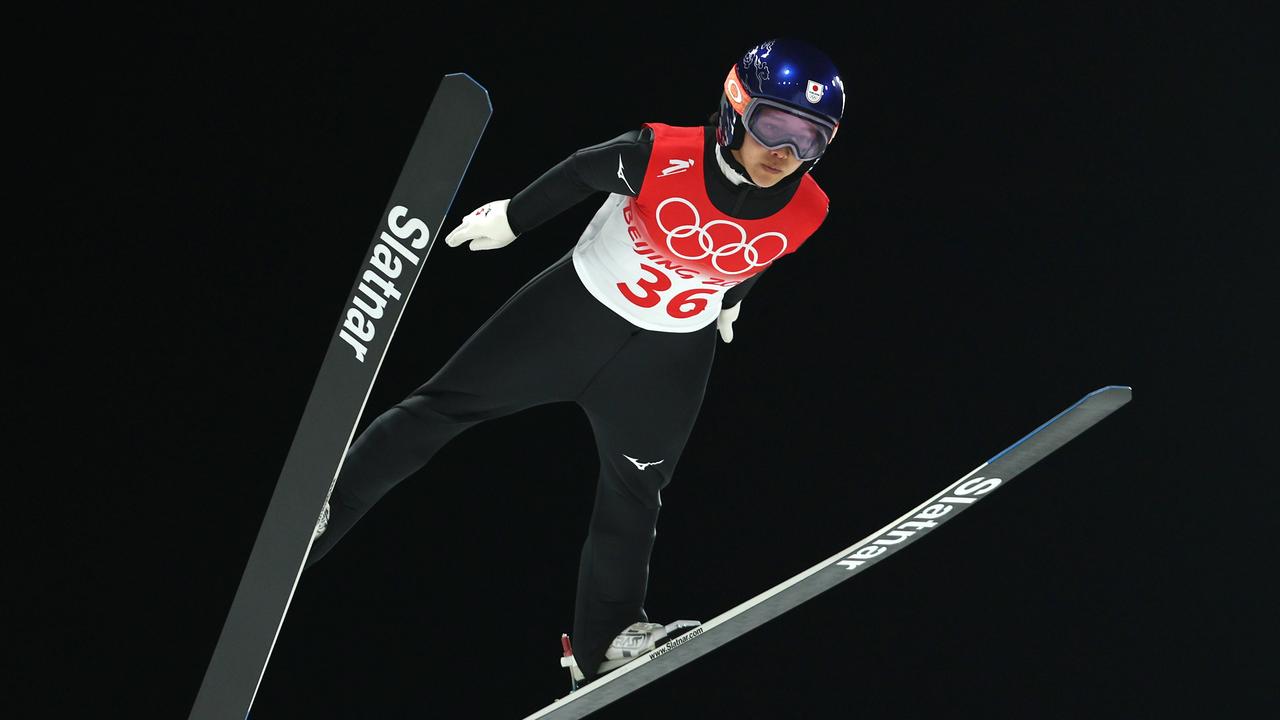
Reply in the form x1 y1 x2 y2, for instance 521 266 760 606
717 38 845 169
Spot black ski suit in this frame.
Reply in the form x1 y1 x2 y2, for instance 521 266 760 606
306 123 820 682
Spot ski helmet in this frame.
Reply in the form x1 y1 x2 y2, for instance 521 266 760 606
717 38 844 171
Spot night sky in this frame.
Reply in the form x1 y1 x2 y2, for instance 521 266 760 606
27 4 1276 718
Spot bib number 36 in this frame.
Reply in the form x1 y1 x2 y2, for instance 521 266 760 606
617 263 718 319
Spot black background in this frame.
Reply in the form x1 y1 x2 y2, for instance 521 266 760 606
23 4 1277 719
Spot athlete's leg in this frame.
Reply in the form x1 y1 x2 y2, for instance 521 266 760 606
308 254 632 567
569 322 718 680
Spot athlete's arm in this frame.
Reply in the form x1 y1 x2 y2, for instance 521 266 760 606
722 272 762 309
719 199 827 310
714 273 761 343
506 127 654 235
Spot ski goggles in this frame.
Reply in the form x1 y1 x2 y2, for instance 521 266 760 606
723 66 838 161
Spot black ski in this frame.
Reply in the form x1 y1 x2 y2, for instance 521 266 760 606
188 73 491 720
525 385 1132 719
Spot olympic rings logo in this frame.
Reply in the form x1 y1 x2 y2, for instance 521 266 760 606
655 197 788 275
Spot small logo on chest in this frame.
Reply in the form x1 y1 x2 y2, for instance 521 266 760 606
658 158 695 177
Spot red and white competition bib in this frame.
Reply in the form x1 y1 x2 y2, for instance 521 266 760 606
572 123 828 332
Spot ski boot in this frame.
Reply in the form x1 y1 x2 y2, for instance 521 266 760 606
560 620 702 692
312 500 330 542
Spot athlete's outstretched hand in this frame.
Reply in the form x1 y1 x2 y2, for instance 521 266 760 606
717 302 741 343
445 199 517 251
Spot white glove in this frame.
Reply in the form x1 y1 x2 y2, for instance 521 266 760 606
717 302 741 343
444 198 517 251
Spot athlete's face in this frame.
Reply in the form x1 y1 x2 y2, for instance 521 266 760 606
731 131 804 187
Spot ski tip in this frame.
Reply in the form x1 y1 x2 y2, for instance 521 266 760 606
441 72 492 99
1086 385 1133 405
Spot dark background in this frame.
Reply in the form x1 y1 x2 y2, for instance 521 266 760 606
23 4 1276 719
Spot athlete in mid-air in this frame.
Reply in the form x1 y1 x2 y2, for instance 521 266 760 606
305 36 845 689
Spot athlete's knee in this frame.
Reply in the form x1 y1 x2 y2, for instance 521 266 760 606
592 478 665 539
395 389 490 426
344 405 440 458
613 460 676 510
395 394 448 423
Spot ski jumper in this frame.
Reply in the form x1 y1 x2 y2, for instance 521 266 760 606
305 122 829 681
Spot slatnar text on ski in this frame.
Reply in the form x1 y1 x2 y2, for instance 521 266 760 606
338 206 430 362
835 475 1002 570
